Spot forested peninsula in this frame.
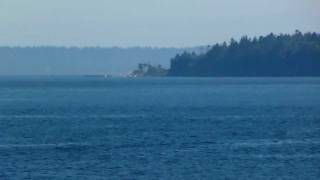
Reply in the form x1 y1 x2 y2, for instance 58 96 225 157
169 31 320 77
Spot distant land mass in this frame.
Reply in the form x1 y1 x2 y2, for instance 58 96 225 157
0 46 201 75
169 31 320 77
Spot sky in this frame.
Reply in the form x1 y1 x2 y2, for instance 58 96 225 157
1 0 320 47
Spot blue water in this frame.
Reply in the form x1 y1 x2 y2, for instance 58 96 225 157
0 77 319 179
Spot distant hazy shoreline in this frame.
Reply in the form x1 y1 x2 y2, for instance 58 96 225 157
0 47 199 76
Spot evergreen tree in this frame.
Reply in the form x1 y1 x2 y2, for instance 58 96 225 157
169 31 320 77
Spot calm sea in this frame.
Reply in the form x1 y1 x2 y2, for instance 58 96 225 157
0 77 319 179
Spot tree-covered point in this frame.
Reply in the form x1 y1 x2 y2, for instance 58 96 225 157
131 63 168 77
169 31 320 77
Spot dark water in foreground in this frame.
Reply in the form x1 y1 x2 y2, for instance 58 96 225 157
0 77 319 179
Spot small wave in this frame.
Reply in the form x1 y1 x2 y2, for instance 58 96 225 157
0 98 32 101
1 139 318 151
231 154 320 159
0 142 94 149
0 114 145 119
167 139 320 153
0 115 67 119
232 139 320 147
189 114 319 120
0 142 167 151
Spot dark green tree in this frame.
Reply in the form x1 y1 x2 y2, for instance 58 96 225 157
169 31 320 77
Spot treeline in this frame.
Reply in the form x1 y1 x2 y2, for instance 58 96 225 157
131 63 167 77
169 31 320 77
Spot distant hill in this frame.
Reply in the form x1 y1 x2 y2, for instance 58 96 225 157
169 31 320 77
0 47 198 75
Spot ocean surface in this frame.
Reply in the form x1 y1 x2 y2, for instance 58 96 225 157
0 77 319 179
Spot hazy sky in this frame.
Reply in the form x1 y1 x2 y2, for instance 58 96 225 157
1 0 319 47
